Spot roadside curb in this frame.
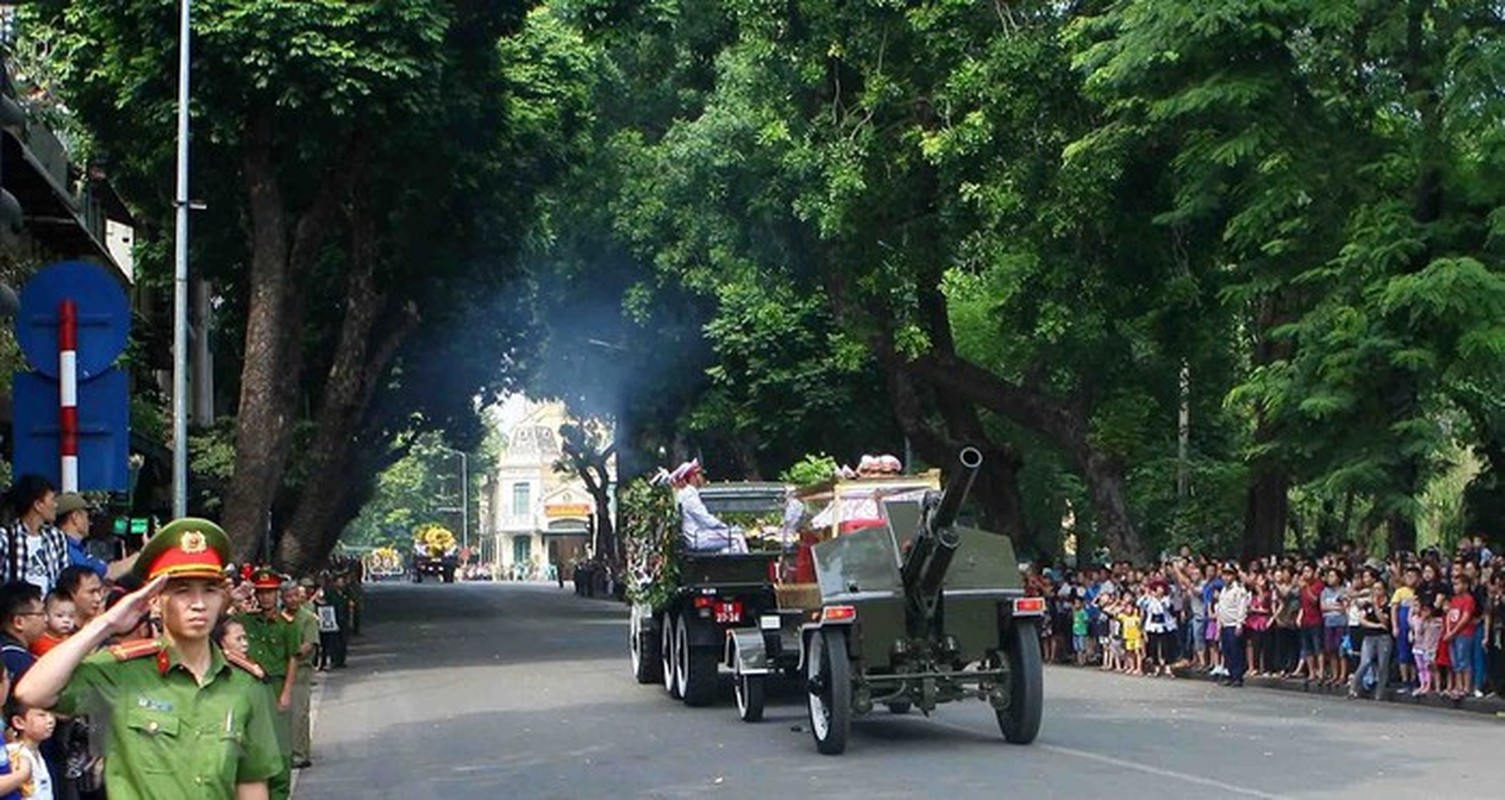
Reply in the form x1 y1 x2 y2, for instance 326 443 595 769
1167 665 1505 718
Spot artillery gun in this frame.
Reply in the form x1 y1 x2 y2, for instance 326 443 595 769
796 447 1044 754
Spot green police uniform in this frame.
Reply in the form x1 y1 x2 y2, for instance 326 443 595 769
240 611 299 685
46 517 282 799
55 640 282 800
239 581 299 799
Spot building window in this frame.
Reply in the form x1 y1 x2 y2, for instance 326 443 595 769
511 482 531 516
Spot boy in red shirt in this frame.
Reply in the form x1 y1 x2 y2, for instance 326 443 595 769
1443 575 1479 699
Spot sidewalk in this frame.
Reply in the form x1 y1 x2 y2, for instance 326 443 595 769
1165 663 1505 717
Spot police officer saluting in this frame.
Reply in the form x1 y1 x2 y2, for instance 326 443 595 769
13 518 281 799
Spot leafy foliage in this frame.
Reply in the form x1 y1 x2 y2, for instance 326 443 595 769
620 477 678 610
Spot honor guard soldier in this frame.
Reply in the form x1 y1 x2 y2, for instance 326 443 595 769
13 518 281 799
239 568 299 798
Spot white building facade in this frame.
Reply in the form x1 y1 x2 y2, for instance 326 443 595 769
481 398 613 579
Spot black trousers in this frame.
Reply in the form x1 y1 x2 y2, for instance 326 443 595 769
1148 631 1176 666
319 631 347 668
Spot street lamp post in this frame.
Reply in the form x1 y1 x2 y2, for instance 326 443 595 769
458 450 469 553
435 446 469 553
171 0 192 517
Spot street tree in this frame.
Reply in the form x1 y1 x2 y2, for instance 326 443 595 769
30 1 594 568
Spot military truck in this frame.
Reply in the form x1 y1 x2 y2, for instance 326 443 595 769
627 482 788 706
411 539 458 583
727 448 1044 753
721 472 939 722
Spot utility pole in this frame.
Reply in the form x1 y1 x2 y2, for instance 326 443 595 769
171 0 192 518
459 450 469 553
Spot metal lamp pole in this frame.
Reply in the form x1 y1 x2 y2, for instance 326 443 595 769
171 0 192 518
436 446 469 553
458 450 469 553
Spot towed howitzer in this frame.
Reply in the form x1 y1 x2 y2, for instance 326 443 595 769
900 446 983 631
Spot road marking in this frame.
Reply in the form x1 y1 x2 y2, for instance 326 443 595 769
1036 743 1287 799
926 719 1286 800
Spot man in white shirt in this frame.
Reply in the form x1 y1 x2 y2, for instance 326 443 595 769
1216 566 1251 687
671 461 747 554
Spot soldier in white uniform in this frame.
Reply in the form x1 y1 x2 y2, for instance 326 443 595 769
671 461 748 554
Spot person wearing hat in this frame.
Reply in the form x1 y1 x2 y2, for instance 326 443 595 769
670 460 747 554
54 492 140 583
13 518 281 799
237 569 298 798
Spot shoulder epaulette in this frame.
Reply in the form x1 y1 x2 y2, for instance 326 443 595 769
224 649 267 680
108 639 162 662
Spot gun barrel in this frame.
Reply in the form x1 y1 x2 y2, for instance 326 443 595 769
931 446 983 530
901 447 983 604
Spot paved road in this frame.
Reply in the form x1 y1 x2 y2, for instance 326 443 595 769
295 583 1501 799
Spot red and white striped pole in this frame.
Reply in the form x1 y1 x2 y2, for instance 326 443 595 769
58 299 79 492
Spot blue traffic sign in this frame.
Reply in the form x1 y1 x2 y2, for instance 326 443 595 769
12 367 131 491
16 261 130 380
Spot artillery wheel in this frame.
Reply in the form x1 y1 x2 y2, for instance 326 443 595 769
735 669 765 722
995 620 1044 744
676 614 718 706
630 607 663 685
806 630 851 755
886 701 912 715
662 613 682 699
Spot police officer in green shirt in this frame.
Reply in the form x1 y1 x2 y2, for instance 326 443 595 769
14 518 281 800
238 568 298 798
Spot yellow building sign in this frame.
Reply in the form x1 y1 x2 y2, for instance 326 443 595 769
545 503 592 518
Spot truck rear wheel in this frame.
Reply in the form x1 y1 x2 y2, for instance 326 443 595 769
675 614 718 707
735 669 765 722
807 629 851 755
995 620 1043 744
631 606 662 685
662 613 682 699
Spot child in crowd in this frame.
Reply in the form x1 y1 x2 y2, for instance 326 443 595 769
5 700 54 800
0 667 32 800
1103 598 1124 673
1120 601 1144 675
28 593 76 658
1444 575 1479 699
1412 601 1442 697
1071 598 1090 666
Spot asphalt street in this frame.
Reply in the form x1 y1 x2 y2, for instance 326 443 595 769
294 582 1502 799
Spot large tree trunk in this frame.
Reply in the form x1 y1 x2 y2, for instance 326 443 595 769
1243 294 1292 559
878 336 1036 554
277 198 419 572
905 353 1146 562
221 119 353 559
1243 470 1289 559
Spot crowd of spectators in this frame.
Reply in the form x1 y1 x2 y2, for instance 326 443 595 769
1026 536 1504 700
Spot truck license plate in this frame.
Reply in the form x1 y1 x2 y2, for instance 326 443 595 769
714 601 743 624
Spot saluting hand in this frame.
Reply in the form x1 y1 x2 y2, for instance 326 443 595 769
98 575 169 637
